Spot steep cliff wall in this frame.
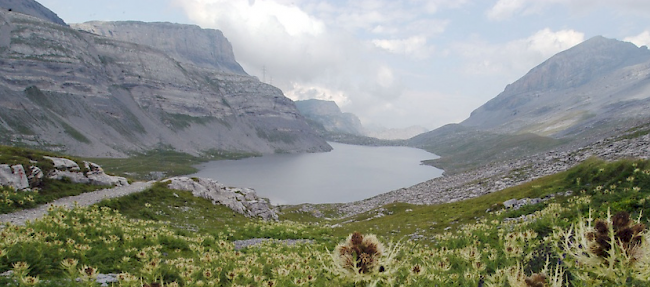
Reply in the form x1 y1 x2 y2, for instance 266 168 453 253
71 21 246 75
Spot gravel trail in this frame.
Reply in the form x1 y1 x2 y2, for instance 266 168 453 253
0 181 155 226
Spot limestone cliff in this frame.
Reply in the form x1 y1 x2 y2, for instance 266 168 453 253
0 10 331 157
71 21 246 75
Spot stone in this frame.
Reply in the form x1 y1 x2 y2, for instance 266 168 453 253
27 166 43 187
0 164 29 190
166 177 278 220
43 156 80 171
503 199 519 209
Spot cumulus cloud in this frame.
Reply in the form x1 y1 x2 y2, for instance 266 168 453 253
172 0 464 128
625 31 650 47
455 28 584 79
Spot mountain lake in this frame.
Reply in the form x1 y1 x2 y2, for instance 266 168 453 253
191 142 443 205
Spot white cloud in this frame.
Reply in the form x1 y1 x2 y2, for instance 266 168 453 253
456 28 584 79
625 31 650 47
487 0 650 21
372 36 434 59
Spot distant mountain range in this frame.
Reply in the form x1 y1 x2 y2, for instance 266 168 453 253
295 99 427 141
411 36 650 173
0 3 330 157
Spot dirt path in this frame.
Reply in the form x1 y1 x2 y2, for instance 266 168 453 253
0 181 155 226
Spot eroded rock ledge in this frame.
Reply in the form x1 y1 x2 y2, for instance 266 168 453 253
166 177 278 221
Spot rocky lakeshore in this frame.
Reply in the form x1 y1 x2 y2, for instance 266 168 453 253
334 127 650 217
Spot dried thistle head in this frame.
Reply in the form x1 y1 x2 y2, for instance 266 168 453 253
524 273 547 287
333 232 385 275
586 211 645 259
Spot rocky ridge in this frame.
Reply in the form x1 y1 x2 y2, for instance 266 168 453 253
0 156 127 190
461 36 650 136
166 177 278 220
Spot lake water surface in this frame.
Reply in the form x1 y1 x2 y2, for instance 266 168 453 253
191 142 443 205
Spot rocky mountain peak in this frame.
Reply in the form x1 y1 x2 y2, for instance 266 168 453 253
71 21 247 75
461 36 650 136
500 36 650 97
0 0 66 26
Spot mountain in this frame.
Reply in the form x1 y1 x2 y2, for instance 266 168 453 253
365 125 428 140
295 99 364 135
0 9 331 157
0 0 66 26
461 36 650 136
71 21 246 75
410 36 650 173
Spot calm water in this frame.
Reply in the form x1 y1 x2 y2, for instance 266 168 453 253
191 142 443 205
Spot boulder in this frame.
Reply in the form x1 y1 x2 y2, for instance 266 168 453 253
43 156 80 171
27 166 43 187
167 177 278 220
41 157 127 187
0 164 29 190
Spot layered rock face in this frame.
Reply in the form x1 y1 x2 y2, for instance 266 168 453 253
167 177 278 220
461 36 650 136
0 10 330 157
71 21 246 75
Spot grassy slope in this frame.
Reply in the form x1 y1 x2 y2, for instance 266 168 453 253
407 124 566 174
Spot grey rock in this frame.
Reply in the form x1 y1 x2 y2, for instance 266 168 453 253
0 164 28 189
167 177 278 220
503 199 519 209
43 156 80 171
42 157 128 187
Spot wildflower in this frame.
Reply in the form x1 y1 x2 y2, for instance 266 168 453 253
20 275 40 286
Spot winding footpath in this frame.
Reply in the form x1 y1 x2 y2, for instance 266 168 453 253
0 181 155 226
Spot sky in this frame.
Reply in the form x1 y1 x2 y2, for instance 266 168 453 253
37 0 650 130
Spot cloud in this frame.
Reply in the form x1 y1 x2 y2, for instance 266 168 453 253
173 0 468 128
372 36 434 59
455 28 584 79
487 0 650 21
625 31 650 47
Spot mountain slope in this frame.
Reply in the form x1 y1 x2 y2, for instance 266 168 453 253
462 36 650 136
0 0 66 26
0 10 331 157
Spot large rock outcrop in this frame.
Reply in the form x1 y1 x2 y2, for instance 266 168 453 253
0 9 331 157
166 177 278 220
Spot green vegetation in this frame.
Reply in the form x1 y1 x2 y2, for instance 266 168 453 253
161 113 220 131
1 158 649 285
410 124 566 174
87 148 256 180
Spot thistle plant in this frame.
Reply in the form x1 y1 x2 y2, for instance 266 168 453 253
556 209 649 285
327 232 403 286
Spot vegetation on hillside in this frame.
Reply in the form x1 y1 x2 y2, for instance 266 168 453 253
0 158 649 286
